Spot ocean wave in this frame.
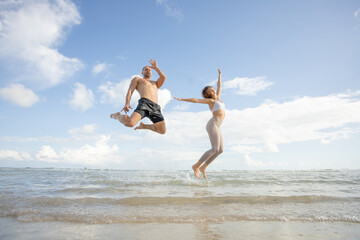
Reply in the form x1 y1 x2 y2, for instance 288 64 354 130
54 187 130 194
1 209 359 224
1 195 357 207
82 178 360 189
1 195 359 224
108 195 356 205
1 168 359 225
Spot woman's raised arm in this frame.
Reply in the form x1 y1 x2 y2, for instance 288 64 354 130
216 69 222 98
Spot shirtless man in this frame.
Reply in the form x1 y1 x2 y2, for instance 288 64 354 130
110 59 166 134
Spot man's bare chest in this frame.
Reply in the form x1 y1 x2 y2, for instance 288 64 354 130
138 79 157 90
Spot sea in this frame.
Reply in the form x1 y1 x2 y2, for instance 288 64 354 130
1 168 359 225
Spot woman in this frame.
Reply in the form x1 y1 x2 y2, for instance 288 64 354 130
174 69 225 180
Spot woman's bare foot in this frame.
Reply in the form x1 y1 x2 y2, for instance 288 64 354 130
134 122 145 130
200 166 207 180
192 165 201 179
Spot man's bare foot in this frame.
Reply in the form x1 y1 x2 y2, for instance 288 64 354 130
110 113 117 119
110 112 121 119
200 166 207 180
192 165 201 179
134 122 145 130
111 112 128 125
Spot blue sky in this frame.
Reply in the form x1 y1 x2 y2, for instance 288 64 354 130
0 0 360 170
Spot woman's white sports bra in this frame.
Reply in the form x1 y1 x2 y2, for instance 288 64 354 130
212 100 225 112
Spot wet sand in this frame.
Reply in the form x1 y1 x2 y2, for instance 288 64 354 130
1 218 359 240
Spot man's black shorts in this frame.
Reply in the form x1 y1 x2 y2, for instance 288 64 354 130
134 98 165 123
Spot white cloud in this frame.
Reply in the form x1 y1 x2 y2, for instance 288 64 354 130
244 154 266 167
36 145 59 163
67 124 102 142
68 124 97 135
7 135 122 166
150 90 360 168
0 136 123 167
99 77 172 109
2 90 360 170
172 103 190 111
230 145 262 154
99 77 140 107
158 88 172 110
220 91 360 163
0 149 32 161
223 76 273 96
138 147 200 165
59 135 122 166
145 113 208 152
156 0 184 22
68 83 95 111
0 0 83 89
92 62 109 75
0 136 69 144
0 83 39 107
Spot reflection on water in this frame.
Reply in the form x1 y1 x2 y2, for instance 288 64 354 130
195 223 226 240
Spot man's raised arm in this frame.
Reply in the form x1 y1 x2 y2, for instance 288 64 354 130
149 59 166 88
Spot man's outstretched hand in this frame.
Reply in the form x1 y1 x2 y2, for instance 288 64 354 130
149 59 157 69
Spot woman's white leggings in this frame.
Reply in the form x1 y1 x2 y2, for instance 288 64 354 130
198 117 224 165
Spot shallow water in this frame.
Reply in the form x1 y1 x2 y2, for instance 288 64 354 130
1 218 359 240
0 168 359 223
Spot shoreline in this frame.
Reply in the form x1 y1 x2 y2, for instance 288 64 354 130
1 218 359 240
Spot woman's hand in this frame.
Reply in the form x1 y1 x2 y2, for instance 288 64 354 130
218 68 221 75
173 96 182 101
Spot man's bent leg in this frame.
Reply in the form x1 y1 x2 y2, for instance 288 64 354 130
154 121 166 134
134 120 166 134
114 112 142 128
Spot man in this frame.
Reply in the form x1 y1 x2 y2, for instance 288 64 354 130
110 59 166 134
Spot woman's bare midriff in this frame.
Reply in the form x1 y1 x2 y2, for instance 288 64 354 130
212 110 225 122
